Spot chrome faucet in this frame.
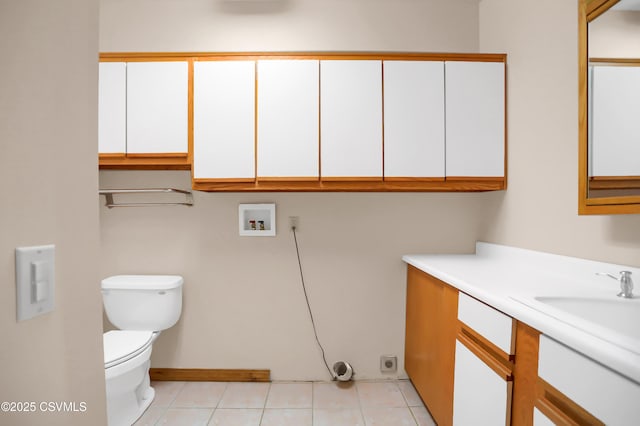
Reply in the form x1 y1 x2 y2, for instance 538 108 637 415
597 271 634 298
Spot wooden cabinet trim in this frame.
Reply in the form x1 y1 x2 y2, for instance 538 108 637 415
511 322 540 426
101 51 506 62
457 321 514 381
99 153 190 170
589 176 640 190
535 378 605 426
191 178 505 192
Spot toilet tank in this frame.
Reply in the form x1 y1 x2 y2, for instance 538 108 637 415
101 275 183 331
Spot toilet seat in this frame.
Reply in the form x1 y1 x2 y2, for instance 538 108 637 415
104 330 158 369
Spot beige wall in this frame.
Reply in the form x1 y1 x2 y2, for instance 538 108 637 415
98 0 490 380
0 1 106 425
100 172 490 380
99 0 640 382
99 0 479 52
478 0 640 265
589 10 640 57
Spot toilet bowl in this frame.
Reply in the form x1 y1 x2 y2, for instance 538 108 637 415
104 331 158 426
101 275 183 426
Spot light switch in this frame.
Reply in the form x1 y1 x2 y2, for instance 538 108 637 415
32 260 45 281
16 245 55 321
31 261 48 303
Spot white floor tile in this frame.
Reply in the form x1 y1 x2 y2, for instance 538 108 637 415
410 406 437 426
357 381 406 407
207 408 262 426
362 406 417 426
261 408 312 426
218 382 270 409
151 381 186 407
134 405 166 426
314 408 365 426
398 380 425 407
156 408 213 426
265 382 312 408
173 382 227 408
143 379 436 426
313 382 360 409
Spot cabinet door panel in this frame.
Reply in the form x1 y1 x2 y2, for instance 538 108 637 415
458 292 514 355
590 65 640 176
320 60 382 179
538 335 639 425
384 61 445 178
193 61 256 180
453 341 511 426
126 62 188 154
98 62 126 154
445 61 505 177
257 60 319 179
405 266 457 426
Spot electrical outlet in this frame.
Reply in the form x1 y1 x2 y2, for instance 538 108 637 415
380 355 397 373
289 216 299 231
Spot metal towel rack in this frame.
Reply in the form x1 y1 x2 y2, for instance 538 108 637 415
99 188 194 208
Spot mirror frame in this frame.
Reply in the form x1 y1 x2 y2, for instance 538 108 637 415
579 0 640 214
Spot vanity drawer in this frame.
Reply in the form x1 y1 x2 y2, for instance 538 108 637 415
538 335 640 425
457 292 515 354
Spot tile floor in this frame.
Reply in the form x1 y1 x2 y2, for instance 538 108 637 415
134 379 436 426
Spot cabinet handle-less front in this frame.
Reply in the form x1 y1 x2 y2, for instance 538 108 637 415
457 321 514 381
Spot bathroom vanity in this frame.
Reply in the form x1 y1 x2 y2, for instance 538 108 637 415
403 243 640 426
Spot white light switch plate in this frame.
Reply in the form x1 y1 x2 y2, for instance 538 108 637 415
15 244 55 321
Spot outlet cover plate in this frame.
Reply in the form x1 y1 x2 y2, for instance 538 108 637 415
380 355 397 373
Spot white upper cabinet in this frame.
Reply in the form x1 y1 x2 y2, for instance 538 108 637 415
590 65 640 177
383 61 445 179
320 60 383 179
126 62 188 154
193 61 256 180
257 60 319 180
98 62 126 154
445 61 505 177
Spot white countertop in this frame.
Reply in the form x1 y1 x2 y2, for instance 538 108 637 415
403 242 640 384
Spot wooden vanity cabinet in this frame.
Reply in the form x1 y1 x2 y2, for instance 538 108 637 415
405 265 640 426
405 266 515 426
403 267 518 426
405 265 458 426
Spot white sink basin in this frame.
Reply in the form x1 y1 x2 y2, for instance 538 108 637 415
513 295 640 355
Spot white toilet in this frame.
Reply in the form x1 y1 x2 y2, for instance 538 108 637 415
101 275 183 426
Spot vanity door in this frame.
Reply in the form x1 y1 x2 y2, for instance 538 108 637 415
453 293 515 426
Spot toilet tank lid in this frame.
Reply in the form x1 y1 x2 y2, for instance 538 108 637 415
102 275 183 290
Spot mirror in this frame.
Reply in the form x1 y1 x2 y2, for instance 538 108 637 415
579 0 640 214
